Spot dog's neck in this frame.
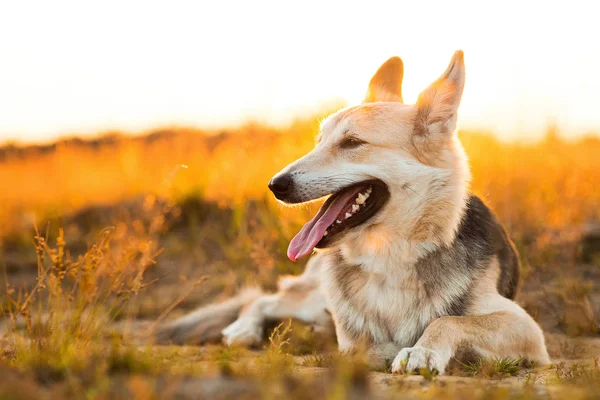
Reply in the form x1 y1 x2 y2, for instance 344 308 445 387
335 145 471 272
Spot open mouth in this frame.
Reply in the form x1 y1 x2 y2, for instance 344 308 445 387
287 179 390 261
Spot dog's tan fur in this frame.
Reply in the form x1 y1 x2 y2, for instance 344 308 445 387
158 52 550 374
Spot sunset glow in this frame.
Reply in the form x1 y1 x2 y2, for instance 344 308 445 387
1 0 599 143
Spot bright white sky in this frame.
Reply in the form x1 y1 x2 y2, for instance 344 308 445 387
1 0 599 143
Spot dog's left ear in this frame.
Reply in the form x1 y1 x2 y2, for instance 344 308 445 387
364 57 404 103
414 51 465 138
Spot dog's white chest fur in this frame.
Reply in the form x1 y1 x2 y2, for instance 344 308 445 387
321 248 451 349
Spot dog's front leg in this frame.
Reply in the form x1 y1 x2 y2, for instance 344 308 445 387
367 342 403 370
391 299 550 375
334 325 402 370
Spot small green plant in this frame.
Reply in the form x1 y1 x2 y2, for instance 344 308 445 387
460 357 523 379
419 367 439 381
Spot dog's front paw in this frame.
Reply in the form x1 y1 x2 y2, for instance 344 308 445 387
391 346 447 375
222 317 263 347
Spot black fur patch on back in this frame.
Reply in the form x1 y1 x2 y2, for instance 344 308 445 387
414 195 520 316
462 195 520 299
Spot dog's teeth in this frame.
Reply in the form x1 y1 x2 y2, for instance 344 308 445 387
356 193 366 204
366 187 372 194
352 204 360 213
323 231 328 236
363 192 370 200
336 220 342 224
345 213 352 219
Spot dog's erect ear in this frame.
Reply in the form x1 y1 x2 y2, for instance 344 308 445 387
363 57 404 103
414 51 465 138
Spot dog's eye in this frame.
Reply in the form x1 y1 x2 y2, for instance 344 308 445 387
339 137 366 149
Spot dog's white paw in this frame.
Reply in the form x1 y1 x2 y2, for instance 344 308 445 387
222 317 263 347
391 346 447 375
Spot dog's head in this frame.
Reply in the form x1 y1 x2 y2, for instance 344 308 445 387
270 51 470 261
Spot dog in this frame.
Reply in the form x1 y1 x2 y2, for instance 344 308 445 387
157 51 550 374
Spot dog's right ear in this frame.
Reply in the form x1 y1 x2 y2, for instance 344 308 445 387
363 57 404 103
413 51 465 139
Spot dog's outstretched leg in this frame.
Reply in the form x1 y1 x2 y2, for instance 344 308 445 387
155 287 263 345
222 254 332 346
391 294 550 375
156 254 332 346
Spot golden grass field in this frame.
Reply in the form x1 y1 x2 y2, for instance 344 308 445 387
1 111 600 399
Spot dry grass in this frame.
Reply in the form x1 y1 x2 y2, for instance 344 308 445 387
0 113 599 398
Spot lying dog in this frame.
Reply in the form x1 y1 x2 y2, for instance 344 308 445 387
157 51 550 374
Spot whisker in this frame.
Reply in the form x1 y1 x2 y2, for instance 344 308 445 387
402 184 424 200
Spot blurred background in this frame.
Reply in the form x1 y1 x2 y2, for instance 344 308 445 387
0 2 600 395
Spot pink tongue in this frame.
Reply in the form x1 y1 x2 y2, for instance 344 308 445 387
287 187 363 261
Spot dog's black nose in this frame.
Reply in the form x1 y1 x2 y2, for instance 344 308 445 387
268 174 293 199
